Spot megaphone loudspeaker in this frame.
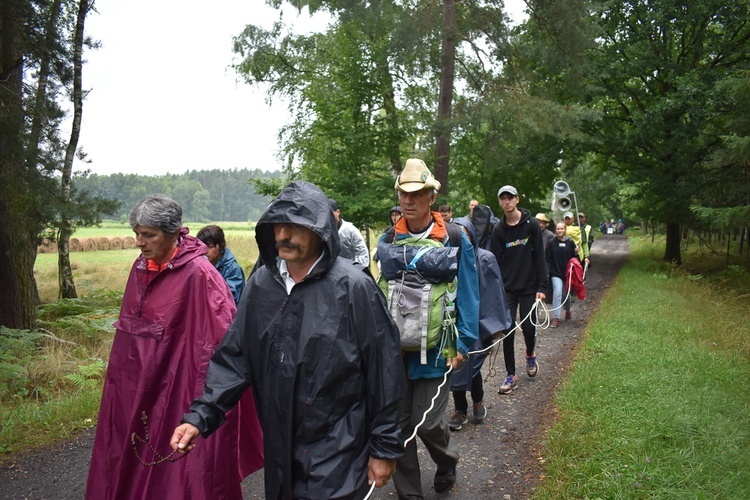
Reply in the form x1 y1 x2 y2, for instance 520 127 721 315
556 197 572 211
553 180 571 197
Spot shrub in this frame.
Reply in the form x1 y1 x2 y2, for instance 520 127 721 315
0 328 43 400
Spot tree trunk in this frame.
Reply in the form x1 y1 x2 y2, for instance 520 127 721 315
27 0 63 170
368 0 403 178
0 0 38 328
380 63 403 178
434 0 456 195
663 222 682 265
58 0 90 299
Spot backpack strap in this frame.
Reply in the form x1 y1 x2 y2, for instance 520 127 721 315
386 220 461 261
445 222 462 264
384 226 395 244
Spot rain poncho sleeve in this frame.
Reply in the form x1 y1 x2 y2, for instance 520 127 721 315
338 219 370 266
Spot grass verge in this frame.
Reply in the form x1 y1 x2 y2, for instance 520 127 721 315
0 290 122 459
535 236 750 498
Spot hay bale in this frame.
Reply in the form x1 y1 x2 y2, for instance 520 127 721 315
95 237 111 251
37 238 57 253
69 238 82 252
122 235 136 249
109 236 123 249
81 238 97 252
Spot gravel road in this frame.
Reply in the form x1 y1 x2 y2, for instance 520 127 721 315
0 234 629 500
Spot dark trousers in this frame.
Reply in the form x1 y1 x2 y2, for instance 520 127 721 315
502 291 537 376
451 373 484 413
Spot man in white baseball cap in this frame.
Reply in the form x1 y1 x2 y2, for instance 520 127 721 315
563 211 590 265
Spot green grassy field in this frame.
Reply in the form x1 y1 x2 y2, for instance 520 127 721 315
70 220 255 239
36 226 259 304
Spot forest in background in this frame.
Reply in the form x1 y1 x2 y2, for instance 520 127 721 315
74 168 283 223
2 0 749 328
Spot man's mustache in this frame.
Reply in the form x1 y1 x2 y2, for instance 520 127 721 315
276 240 302 251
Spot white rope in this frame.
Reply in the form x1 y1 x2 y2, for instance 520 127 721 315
363 481 376 500
363 364 455 500
468 298 543 356
404 364 454 446
365 257 583 500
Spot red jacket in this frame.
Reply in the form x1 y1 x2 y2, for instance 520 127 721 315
87 229 263 499
565 257 586 300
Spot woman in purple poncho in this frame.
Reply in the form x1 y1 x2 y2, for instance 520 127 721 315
86 194 263 500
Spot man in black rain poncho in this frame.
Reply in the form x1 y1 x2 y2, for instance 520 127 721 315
171 181 406 499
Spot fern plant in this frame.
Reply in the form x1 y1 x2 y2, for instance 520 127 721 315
64 359 106 391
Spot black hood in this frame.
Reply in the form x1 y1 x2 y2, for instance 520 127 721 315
255 181 341 273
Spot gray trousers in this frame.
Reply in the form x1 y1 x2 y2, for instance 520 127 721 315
393 372 459 499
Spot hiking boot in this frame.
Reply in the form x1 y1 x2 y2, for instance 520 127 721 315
565 310 572 321
497 375 518 395
551 318 560 328
526 353 539 377
472 401 487 424
434 465 457 494
448 410 468 431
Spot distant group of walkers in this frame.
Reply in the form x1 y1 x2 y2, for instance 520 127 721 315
601 219 626 234
86 160 594 499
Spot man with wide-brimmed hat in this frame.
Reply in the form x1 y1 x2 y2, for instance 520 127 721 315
535 212 555 251
380 158 479 497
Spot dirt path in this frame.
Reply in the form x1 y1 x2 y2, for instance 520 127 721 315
0 235 629 500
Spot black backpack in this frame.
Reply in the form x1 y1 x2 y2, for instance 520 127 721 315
471 204 494 250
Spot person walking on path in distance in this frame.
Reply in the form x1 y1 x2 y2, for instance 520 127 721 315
330 198 371 267
535 213 555 252
490 185 548 395
563 211 591 266
389 205 403 226
197 224 246 305
378 158 479 498
535 212 555 305
87 195 263 500
578 212 594 253
547 222 579 327
438 204 454 224
172 181 405 499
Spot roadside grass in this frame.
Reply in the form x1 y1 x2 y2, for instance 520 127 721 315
0 290 121 457
535 235 750 498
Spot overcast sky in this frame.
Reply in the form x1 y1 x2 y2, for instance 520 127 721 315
78 0 526 176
